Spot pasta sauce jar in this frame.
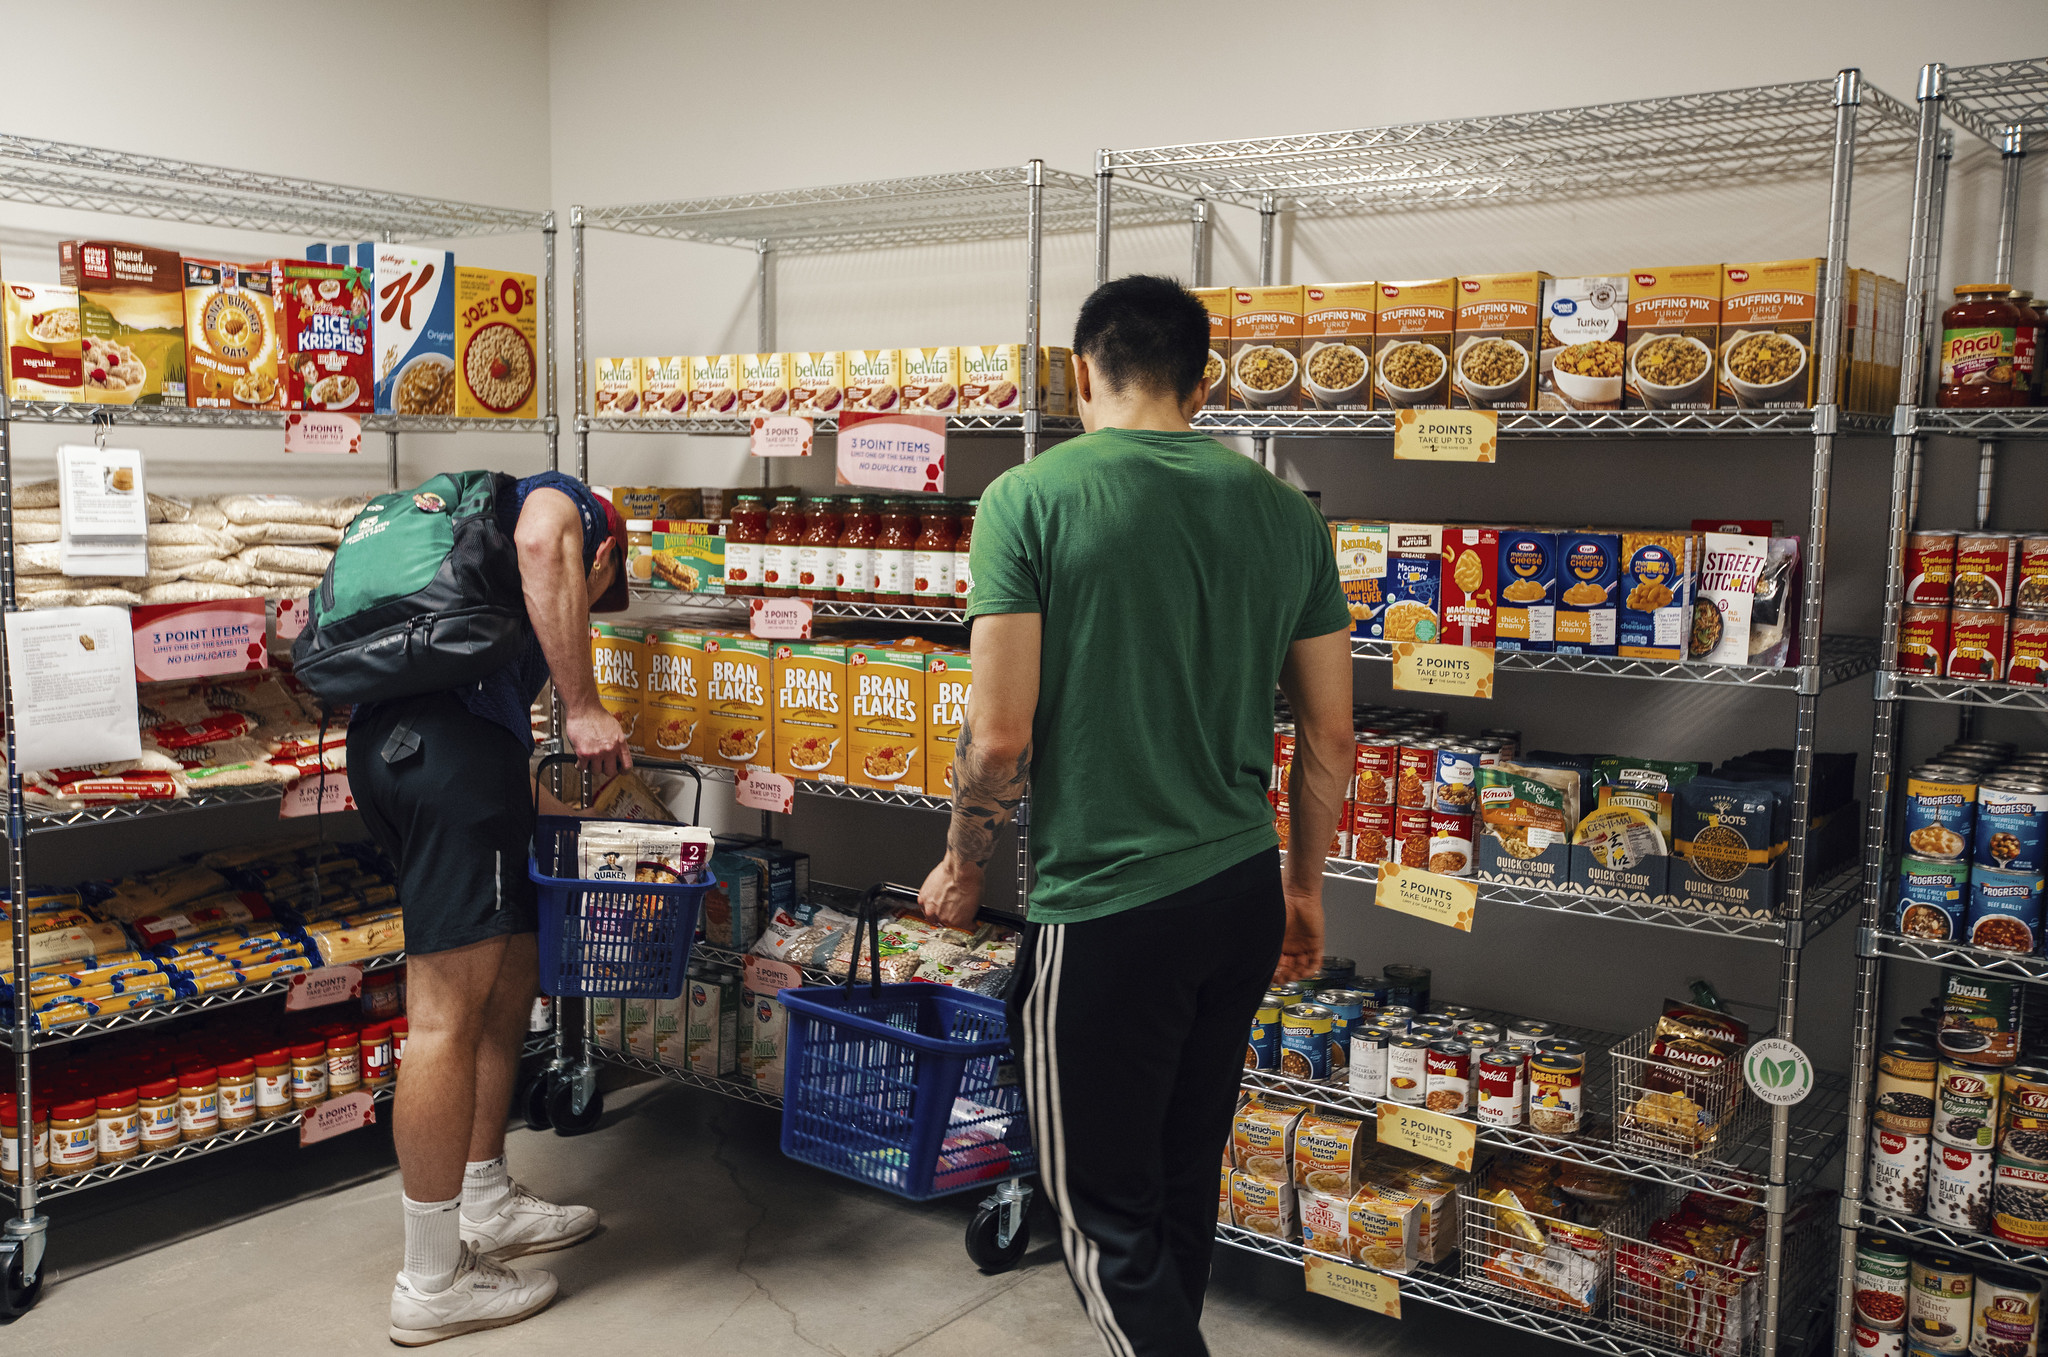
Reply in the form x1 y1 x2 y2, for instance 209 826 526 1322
1939 284 2025 407
950 500 976 610
833 496 878 603
760 494 805 599
795 496 841 601
871 499 919 606
723 492 767 597
912 501 957 610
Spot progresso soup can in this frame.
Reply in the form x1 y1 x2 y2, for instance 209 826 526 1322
1977 778 2048 874
1903 767 1979 862
1280 1005 1333 1082
1895 857 1972 941
1248 996 1283 1071
1967 867 2046 954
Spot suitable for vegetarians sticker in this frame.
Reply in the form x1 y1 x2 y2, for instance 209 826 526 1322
1376 1101 1478 1171
1742 1038 1814 1106
836 411 945 493
736 768 795 814
1392 408 1497 461
284 411 362 456
132 599 268 682
299 1091 376 1146
1390 643 1495 698
1375 863 1478 931
284 964 364 1011
750 415 814 457
1303 1256 1401 1318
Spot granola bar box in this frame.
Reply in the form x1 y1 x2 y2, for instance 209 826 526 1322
1302 283 1376 410
1624 264 1720 410
1719 259 1822 410
1618 530 1702 662
1452 272 1546 410
1227 285 1303 410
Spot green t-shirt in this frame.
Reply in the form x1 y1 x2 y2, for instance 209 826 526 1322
966 428 1351 923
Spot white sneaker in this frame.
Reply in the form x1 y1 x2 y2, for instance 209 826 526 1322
459 1183 599 1261
389 1243 558 1347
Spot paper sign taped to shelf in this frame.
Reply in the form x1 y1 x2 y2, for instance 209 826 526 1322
835 411 945 493
300 1090 376 1145
3 605 141 773
273 594 310 641
745 956 802 997
749 597 814 639
1376 1101 1478 1171
285 963 364 1011
1303 1256 1401 1318
132 598 268 682
736 768 794 814
1390 643 1494 698
1374 863 1477 932
750 415 814 457
1391 408 1497 461
280 771 355 818
284 411 362 456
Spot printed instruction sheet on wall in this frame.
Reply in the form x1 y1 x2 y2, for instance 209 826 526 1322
57 442 148 577
4 605 141 772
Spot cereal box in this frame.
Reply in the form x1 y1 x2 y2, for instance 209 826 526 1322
1555 531 1620 656
1193 287 1231 408
1228 285 1304 410
787 351 845 416
703 852 764 951
900 346 961 414
1625 265 1720 409
1496 530 1558 652
843 349 901 414
62 240 188 405
1691 532 1771 665
703 633 773 772
848 643 926 792
773 641 848 783
270 258 371 411
1302 283 1376 410
1618 530 1701 662
1440 525 1499 647
1539 276 1627 411
959 345 1071 417
1453 272 1547 410
645 628 705 762
3 281 82 402
590 622 648 758
1331 520 1389 635
1373 279 1455 410
652 520 724 593
926 649 972 796
1349 1186 1422 1272
594 356 642 416
641 356 688 416
182 260 279 409
372 248 455 415
1720 259 1822 409
738 352 792 415
452 267 538 419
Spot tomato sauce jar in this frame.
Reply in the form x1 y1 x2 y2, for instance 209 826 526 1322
912 501 957 610
760 494 805 599
871 499 919 606
796 495 841 601
723 492 767 597
1941 284 2026 407
834 496 878 603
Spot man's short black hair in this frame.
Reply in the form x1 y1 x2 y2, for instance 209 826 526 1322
1073 275 1211 402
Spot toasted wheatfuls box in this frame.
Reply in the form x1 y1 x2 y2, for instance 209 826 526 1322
63 239 188 405
773 641 848 783
848 643 926 793
1452 272 1547 410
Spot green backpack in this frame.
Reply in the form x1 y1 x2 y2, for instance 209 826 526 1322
290 471 525 707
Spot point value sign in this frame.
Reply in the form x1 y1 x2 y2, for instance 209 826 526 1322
1391 408 1497 461
1390 643 1495 699
1742 1038 1814 1105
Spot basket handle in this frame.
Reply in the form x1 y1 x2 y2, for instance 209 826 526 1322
846 883 922 999
531 751 704 825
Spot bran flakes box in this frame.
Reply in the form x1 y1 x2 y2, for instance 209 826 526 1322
843 349 902 414
1452 272 1546 410
1192 287 1231 408
688 354 743 419
1555 531 1620 656
594 356 643 416
702 632 773 772
1496 530 1558 652
1720 259 1822 409
63 239 189 405
372 247 456 415
848 643 926 793
787 351 846 416
644 628 706 763
642 356 689 416
3 281 82 402
1440 526 1499 647
1625 264 1720 409
452 266 538 418
1228 285 1304 410
1331 520 1390 637
899 346 961 414
1302 283 1376 410
738 352 792 415
772 641 848 784
1373 279 1455 410
182 260 279 409
1538 275 1627 411
589 622 648 758
926 649 972 796
1618 530 1701 662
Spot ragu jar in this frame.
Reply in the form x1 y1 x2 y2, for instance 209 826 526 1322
796 495 842 601
724 493 767 597
871 498 919 607
1939 283 2025 407
912 500 958 610
760 494 805 598
951 499 976 610
834 495 878 604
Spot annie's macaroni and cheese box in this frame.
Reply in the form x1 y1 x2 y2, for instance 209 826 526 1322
773 641 848 783
1720 259 1822 409
1331 520 1389 637
1452 272 1546 410
926 649 972 796
848 643 926 793
1625 265 1720 410
1372 279 1454 410
1302 283 1376 410
703 632 773 772
1193 287 1230 408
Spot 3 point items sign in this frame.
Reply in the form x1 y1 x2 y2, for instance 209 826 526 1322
1742 1038 1813 1105
284 963 364 1011
132 597 268 682
836 411 945 493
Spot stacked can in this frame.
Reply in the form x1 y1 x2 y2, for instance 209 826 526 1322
1897 530 2048 684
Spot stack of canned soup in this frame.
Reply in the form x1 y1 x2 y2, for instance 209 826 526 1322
1893 740 2048 955
1897 530 2048 685
1248 958 1587 1136
1851 1229 2040 1357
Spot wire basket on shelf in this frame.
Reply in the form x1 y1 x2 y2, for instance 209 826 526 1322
1458 1176 1644 1320
1609 1026 1763 1164
1609 1197 1765 1357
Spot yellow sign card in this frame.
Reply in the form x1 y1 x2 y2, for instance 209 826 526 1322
1304 1255 1402 1318
1375 862 1477 932
1391 408 1497 461
1390 642 1495 699
1376 1101 1479 1171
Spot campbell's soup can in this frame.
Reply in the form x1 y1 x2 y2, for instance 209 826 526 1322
1899 606 1950 677
1353 735 1398 805
1386 1036 1430 1105
1908 530 1960 605
1347 1024 1391 1098
1393 806 1432 870
1955 532 2020 610
1457 1020 1503 1060
1479 728 1521 758
1423 1040 1471 1115
1248 996 1282 1070
1396 740 1440 809
1865 1127 1930 1215
2019 534 2048 610
1507 1019 1557 1044
1949 607 2011 682
2012 611 2048 688
1476 1049 1525 1126
1427 809 1475 877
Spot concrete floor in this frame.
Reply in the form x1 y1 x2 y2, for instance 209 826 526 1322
6 1073 1579 1356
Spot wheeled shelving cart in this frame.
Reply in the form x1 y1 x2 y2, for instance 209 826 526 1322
1834 57 2048 1355
0 134 556 1316
1097 70 1920 1356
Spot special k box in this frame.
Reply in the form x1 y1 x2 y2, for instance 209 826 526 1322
926 649 972 796
1440 525 1500 647
1227 285 1304 410
1372 279 1454 410
1302 283 1376 410
1452 272 1546 410
773 641 848 783
703 633 772 772
848 644 926 792
1625 265 1720 409
1192 287 1231 408
1720 259 1822 409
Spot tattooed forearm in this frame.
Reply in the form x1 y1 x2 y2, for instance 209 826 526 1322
946 720 1031 870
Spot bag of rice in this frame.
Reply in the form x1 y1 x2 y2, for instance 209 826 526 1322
218 494 334 526
12 522 59 544
140 582 252 605
247 568 327 589
226 520 343 546
15 480 58 510
323 494 373 527
148 523 240 550
238 544 335 575
176 557 254 585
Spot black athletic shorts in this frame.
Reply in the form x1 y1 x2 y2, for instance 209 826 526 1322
348 691 539 955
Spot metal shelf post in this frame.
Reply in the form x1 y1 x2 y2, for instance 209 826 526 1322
1025 159 1043 463
1188 197 1209 287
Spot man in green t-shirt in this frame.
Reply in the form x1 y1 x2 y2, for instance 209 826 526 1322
919 276 1354 1355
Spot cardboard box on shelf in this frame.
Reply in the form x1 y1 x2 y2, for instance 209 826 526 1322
848 642 926 793
63 239 188 406
1624 264 1720 410
925 648 971 795
739 352 793 415
1452 272 1547 410
182 260 279 409
372 247 456 415
773 640 849 783
642 355 688 416
703 633 773 773
1719 258 1822 410
900 346 962 414
3 281 82 402
1372 279 1455 411
594 356 642 416
269 257 372 412
843 349 901 414
1228 285 1304 410
453 266 538 418
1538 276 1627 412
788 351 845 416
1302 283 1376 411
1193 287 1230 408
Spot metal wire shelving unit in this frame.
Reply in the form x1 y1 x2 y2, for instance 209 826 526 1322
1835 57 2048 1356
0 137 555 1314
1099 70 1916 1357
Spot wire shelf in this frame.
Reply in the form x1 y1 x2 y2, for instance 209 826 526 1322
642 758 952 813
1348 635 1879 693
0 133 546 239
1107 77 1918 212
1888 675 2048 712
5 782 292 837
1856 1205 2048 1278
1863 929 2048 985
580 166 1189 251
592 1046 783 1110
1904 407 2048 438
2 399 555 436
1936 58 2048 145
625 588 968 628
522 1032 553 1061
692 943 835 988
1191 409 1891 438
577 411 1081 436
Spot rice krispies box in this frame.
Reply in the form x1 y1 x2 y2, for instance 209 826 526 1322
1439 526 1499 647
270 258 372 412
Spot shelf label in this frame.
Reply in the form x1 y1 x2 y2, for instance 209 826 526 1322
750 415 815 457
280 771 355 818
284 411 363 456
1391 408 1497 461
1376 1101 1478 1171
736 768 795 814
745 955 803 997
1390 643 1494 699
285 963 364 1011
1304 1255 1402 1318
1375 863 1477 932
1743 1038 1814 1106
273 594 311 642
300 1090 376 1145
132 598 268 682
836 411 945 493
749 597 814 639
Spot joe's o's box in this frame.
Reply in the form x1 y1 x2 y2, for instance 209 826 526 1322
454 267 539 418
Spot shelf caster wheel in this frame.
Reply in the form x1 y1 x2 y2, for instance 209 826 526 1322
965 1202 1029 1274
1 1244 44 1320
547 1081 603 1136
520 1070 553 1132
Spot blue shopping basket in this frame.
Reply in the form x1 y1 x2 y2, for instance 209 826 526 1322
778 884 1035 1201
528 754 712 1000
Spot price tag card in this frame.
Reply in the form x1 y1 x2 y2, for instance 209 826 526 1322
745 955 803 996
750 415 815 457
284 411 363 456
300 1090 376 1145
736 768 795 814
280 772 355 818
1376 1101 1478 1171
749 597 814 640
1375 863 1477 932
1390 643 1495 698
132 598 268 682
1391 408 1497 462
285 963 364 1011
1304 1256 1401 1318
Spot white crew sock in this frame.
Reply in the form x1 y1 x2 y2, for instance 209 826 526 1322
461 1156 513 1223
402 1195 463 1293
